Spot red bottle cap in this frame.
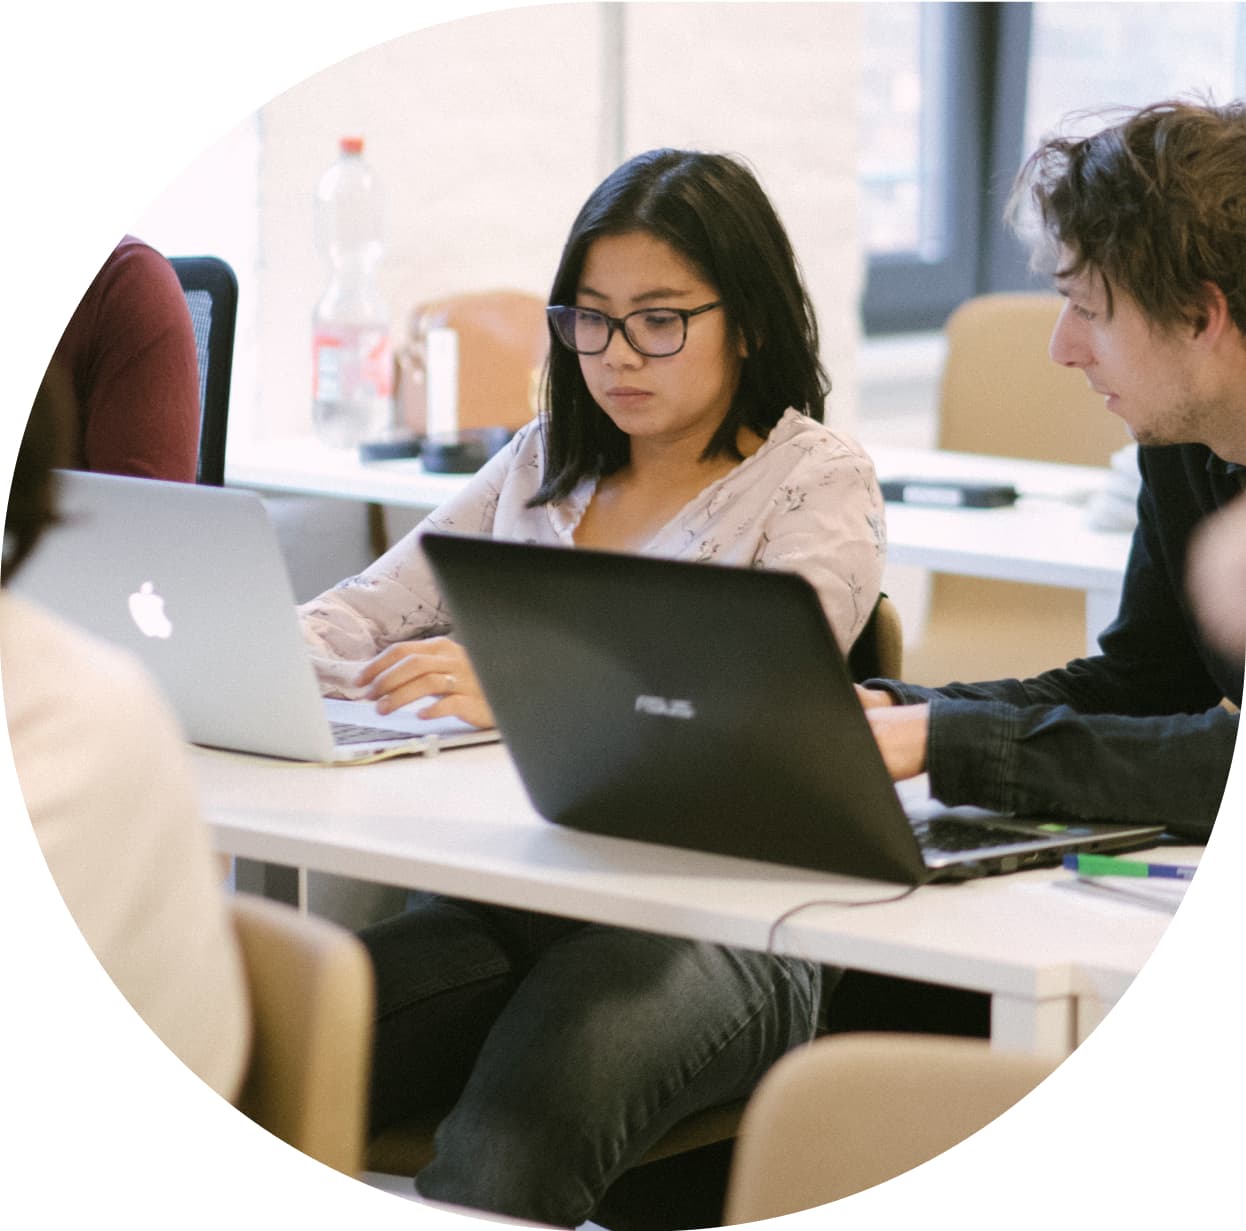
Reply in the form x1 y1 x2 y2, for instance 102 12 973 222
340 136 365 155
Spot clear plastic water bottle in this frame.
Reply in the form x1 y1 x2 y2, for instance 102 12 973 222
311 136 394 447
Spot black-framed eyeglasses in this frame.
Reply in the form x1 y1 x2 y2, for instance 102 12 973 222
546 301 723 358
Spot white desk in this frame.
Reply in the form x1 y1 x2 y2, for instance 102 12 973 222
226 438 1134 651
872 446 1133 651
196 741 1188 1058
227 435 471 509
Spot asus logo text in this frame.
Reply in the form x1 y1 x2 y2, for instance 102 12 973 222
634 695 697 720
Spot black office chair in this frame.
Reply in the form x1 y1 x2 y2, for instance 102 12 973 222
170 255 237 486
847 593 903 682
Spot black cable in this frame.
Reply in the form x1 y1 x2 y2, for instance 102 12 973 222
766 885 920 955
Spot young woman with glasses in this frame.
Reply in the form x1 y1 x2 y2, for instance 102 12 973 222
299 148 884 1226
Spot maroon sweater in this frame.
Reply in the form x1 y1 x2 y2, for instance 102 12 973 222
49 235 200 482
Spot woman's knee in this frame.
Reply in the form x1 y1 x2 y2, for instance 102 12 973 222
362 898 517 1130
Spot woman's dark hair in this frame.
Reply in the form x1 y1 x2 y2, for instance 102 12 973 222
533 148 828 504
3 364 74 584
1007 98 1246 335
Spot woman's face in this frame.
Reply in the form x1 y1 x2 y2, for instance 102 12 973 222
573 231 744 449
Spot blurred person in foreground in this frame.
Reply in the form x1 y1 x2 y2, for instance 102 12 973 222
1188 492 1246 665
2 368 249 1099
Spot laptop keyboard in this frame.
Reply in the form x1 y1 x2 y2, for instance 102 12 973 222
330 721 418 747
912 817 1033 855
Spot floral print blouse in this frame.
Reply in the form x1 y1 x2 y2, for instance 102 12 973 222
300 409 886 696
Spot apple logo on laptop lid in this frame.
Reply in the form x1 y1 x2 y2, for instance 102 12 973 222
128 581 173 639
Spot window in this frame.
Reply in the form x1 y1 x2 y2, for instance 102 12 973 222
858 3 927 258
862 2 1246 336
1025 2 1246 148
861 4 1028 334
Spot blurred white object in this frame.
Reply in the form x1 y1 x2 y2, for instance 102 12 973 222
1086 443 1140 530
311 136 393 448
1187 494 1246 660
425 326 460 438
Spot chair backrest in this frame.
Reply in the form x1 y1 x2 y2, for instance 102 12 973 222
847 594 904 682
170 256 238 486
724 1032 1058 1222
938 292 1130 466
395 289 548 434
229 893 374 1175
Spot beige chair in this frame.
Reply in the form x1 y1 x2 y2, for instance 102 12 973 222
902 291 1133 685
230 893 375 1176
394 289 548 434
724 1033 1058 1222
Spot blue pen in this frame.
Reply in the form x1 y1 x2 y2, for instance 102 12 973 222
1062 853 1196 881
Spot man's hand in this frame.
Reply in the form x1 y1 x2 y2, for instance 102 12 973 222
854 685 929 780
854 684 898 710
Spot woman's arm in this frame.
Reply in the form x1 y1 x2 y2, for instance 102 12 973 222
297 425 538 695
754 431 886 652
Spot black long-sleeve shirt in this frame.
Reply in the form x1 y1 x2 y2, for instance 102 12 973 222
870 443 1243 841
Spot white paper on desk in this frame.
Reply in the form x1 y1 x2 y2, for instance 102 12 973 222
1055 875 1188 915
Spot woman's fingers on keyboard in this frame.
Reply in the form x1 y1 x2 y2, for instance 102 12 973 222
358 639 488 720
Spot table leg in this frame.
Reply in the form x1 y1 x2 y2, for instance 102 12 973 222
233 856 299 906
989 993 1076 1056
1074 994 1113 1046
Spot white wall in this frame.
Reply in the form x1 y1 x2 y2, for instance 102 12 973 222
134 2 866 450
623 3 865 432
252 3 609 444
134 118 263 458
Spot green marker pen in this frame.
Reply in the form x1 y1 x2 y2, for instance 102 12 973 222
1062 854 1195 881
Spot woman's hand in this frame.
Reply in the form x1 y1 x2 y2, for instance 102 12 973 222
355 636 495 730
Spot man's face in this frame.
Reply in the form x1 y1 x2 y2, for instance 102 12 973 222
1048 259 1209 447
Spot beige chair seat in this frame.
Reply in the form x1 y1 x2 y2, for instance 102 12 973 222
230 893 374 1176
906 575 1092 685
725 1033 1058 1222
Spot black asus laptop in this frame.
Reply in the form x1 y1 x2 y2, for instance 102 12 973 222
421 533 1166 884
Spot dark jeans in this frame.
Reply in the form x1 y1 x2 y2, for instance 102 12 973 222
361 895 820 1227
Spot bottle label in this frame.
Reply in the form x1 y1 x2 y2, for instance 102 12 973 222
313 325 394 401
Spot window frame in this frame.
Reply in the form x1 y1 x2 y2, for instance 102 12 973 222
862 3 1038 335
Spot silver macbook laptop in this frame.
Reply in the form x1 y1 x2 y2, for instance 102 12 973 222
421 533 1166 884
10 471 498 763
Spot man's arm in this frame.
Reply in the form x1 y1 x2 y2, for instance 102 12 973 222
933 699 1231 838
857 447 1239 839
859 684 1233 839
